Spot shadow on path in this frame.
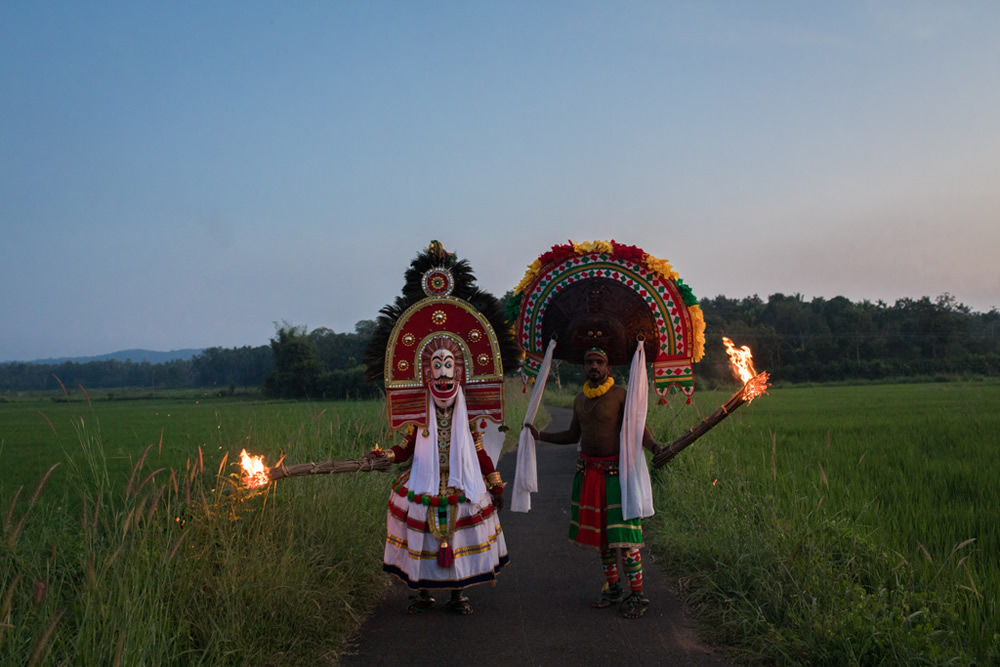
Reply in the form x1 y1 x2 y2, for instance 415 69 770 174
341 407 729 666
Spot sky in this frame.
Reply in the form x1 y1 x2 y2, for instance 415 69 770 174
2 1 998 362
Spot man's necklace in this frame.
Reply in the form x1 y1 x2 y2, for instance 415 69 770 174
582 377 615 413
582 376 614 398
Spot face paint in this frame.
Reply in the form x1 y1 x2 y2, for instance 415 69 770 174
427 348 459 408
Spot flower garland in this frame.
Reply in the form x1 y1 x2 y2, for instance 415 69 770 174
689 304 706 362
393 480 469 506
582 375 615 398
507 240 706 362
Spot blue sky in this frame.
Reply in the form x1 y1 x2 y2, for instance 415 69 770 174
2 1 998 362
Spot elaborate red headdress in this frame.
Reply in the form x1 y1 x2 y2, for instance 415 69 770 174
365 241 519 432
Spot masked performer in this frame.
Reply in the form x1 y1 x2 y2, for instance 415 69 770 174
364 241 518 615
511 240 706 619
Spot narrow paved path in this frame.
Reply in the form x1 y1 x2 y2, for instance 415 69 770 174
341 407 729 666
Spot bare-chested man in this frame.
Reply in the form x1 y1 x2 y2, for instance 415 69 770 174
525 347 664 619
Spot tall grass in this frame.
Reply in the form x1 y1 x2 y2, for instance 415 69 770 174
1 398 390 664
0 381 530 665
643 381 1000 665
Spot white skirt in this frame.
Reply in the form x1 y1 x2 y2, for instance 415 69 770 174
382 490 509 590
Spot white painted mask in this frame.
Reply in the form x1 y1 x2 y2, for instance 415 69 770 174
427 348 459 408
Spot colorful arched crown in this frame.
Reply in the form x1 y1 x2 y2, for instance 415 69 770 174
508 240 706 401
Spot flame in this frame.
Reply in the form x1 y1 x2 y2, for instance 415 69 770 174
742 371 770 403
722 336 757 383
722 337 770 404
240 449 270 489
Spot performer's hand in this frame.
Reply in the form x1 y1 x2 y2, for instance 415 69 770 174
524 423 539 440
365 448 393 464
491 490 504 512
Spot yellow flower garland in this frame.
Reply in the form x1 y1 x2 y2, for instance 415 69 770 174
572 239 613 255
643 255 679 282
582 375 615 398
513 258 543 295
688 304 706 362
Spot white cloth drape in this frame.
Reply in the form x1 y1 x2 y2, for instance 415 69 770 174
481 426 504 467
510 339 558 512
619 341 655 520
409 388 487 501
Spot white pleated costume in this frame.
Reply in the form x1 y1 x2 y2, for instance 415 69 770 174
382 388 508 590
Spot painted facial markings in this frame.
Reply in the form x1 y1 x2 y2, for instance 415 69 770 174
427 349 459 408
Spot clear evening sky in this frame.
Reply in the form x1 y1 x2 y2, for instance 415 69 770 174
2 2 998 362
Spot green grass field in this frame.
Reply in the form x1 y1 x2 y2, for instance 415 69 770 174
2 380 997 664
1 393 395 665
642 379 1000 665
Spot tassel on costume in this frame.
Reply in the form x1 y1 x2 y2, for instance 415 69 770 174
438 540 455 568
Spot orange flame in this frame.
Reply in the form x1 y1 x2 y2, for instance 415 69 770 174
722 337 770 404
240 449 270 489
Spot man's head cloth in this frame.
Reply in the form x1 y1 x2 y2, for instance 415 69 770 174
584 347 609 363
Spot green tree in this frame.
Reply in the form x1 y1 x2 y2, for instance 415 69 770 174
265 325 324 398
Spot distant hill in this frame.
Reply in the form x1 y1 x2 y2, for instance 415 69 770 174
21 349 205 365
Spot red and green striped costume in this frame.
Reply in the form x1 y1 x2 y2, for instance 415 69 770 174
569 455 644 550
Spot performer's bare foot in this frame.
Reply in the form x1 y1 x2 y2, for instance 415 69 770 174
620 591 649 619
590 582 624 608
405 591 435 614
447 591 473 615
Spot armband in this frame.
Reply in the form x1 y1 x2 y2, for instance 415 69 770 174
485 471 505 491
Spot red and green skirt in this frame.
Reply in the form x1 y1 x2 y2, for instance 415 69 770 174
569 455 644 551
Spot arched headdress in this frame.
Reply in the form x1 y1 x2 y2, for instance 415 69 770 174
365 240 519 433
507 240 705 402
509 240 706 516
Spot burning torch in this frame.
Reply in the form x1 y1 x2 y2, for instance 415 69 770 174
240 448 391 489
652 337 770 468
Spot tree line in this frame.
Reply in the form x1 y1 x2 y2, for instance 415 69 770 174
0 322 378 399
696 293 1000 386
1 294 997 397
261 322 380 399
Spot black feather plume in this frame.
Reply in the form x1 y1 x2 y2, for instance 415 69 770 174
364 242 518 385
